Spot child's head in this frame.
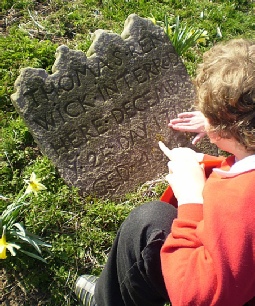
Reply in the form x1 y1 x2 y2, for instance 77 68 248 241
195 38 255 151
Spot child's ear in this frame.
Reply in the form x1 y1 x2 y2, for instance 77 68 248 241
204 117 210 130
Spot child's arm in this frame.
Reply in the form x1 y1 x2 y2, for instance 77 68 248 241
161 171 255 305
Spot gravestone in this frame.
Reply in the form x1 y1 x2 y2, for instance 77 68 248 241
11 14 197 199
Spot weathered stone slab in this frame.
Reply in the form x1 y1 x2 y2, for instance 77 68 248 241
11 14 196 199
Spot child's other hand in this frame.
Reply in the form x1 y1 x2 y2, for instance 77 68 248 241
168 111 206 145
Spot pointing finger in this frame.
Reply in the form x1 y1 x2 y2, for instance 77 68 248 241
158 141 172 160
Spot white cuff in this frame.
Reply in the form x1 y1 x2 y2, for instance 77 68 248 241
196 153 205 162
178 196 204 206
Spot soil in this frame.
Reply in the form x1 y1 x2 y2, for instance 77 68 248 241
0 268 52 306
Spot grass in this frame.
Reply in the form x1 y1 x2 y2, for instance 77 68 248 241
0 0 255 305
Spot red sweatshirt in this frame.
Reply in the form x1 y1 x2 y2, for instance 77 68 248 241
160 154 255 306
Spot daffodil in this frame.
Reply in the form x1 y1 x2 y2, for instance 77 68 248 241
196 30 209 44
24 172 47 196
0 227 20 259
147 16 157 25
164 24 172 36
187 29 195 38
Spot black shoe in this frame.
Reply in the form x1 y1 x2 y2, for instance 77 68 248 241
75 274 98 306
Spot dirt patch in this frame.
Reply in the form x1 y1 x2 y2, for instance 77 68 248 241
0 268 51 306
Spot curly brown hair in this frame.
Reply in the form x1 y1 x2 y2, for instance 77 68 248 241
195 38 255 151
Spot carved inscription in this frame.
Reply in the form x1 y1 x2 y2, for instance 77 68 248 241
11 14 195 199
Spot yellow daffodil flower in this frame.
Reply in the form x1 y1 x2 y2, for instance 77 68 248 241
196 30 209 45
164 25 172 36
147 16 157 25
0 230 20 259
24 172 47 196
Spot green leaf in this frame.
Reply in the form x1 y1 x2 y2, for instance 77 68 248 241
1 202 27 223
14 233 42 254
163 14 208 56
23 229 51 248
18 249 47 263
12 222 26 236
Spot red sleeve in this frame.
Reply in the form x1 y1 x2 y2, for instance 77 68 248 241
160 186 177 207
160 171 255 306
202 154 225 162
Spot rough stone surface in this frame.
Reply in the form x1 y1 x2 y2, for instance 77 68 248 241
12 14 198 199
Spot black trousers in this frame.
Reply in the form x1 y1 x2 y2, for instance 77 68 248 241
94 201 177 306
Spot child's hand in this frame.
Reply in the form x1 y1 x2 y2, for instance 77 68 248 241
159 142 205 205
158 141 204 163
168 111 206 145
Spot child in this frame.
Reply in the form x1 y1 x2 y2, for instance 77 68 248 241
74 38 255 306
